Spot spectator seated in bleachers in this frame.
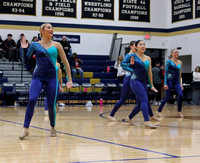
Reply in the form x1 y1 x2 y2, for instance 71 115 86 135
31 36 38 43
114 55 126 83
69 52 84 79
4 34 19 62
0 35 6 61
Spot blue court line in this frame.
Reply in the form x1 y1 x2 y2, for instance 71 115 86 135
68 156 174 163
0 119 176 158
69 155 200 163
72 155 200 163
1 119 200 163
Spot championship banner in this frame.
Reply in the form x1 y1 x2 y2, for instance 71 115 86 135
82 0 114 20
119 0 150 22
42 0 77 18
0 0 36 16
172 0 193 23
195 0 200 18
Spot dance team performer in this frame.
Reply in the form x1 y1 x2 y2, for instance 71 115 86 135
121 40 158 129
108 41 136 122
108 41 159 125
19 23 72 140
157 49 184 118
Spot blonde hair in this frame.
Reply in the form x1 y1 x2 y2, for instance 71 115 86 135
40 23 51 38
170 49 176 57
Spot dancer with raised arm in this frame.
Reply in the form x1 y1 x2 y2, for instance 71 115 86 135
108 41 136 121
121 40 158 129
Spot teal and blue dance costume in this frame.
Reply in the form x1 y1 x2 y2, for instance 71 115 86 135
158 60 183 112
45 65 59 111
121 54 153 121
109 53 133 117
110 70 132 117
23 42 59 128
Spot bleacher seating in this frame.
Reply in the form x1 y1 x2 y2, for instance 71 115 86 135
0 53 195 106
0 55 124 105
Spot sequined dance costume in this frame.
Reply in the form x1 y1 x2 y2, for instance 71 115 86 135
23 42 58 128
44 65 59 111
158 60 183 113
121 54 154 121
109 55 133 117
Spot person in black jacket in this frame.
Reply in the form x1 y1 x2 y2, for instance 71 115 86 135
58 36 72 72
0 35 6 61
152 61 164 102
59 36 72 60
4 34 18 61
70 52 83 79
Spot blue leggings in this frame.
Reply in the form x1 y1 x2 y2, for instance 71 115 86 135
129 80 150 121
158 80 183 112
110 76 131 116
45 84 59 111
128 100 153 120
23 77 58 128
110 76 154 119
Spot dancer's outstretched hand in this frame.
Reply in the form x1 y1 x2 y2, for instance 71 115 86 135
66 81 73 88
164 85 168 90
130 56 135 65
151 87 158 93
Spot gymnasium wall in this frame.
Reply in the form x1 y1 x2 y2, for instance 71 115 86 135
167 0 200 70
0 0 168 55
0 0 199 70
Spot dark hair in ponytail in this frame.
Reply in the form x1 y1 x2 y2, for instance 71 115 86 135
135 40 143 51
135 40 143 47
129 40 136 46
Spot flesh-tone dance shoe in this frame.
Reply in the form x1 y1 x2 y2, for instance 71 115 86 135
144 121 157 129
107 115 117 122
126 116 135 126
44 110 48 116
50 128 57 137
19 128 29 140
150 116 161 121
177 112 184 118
156 111 164 117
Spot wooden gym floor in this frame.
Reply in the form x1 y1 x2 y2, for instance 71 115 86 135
0 104 200 163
